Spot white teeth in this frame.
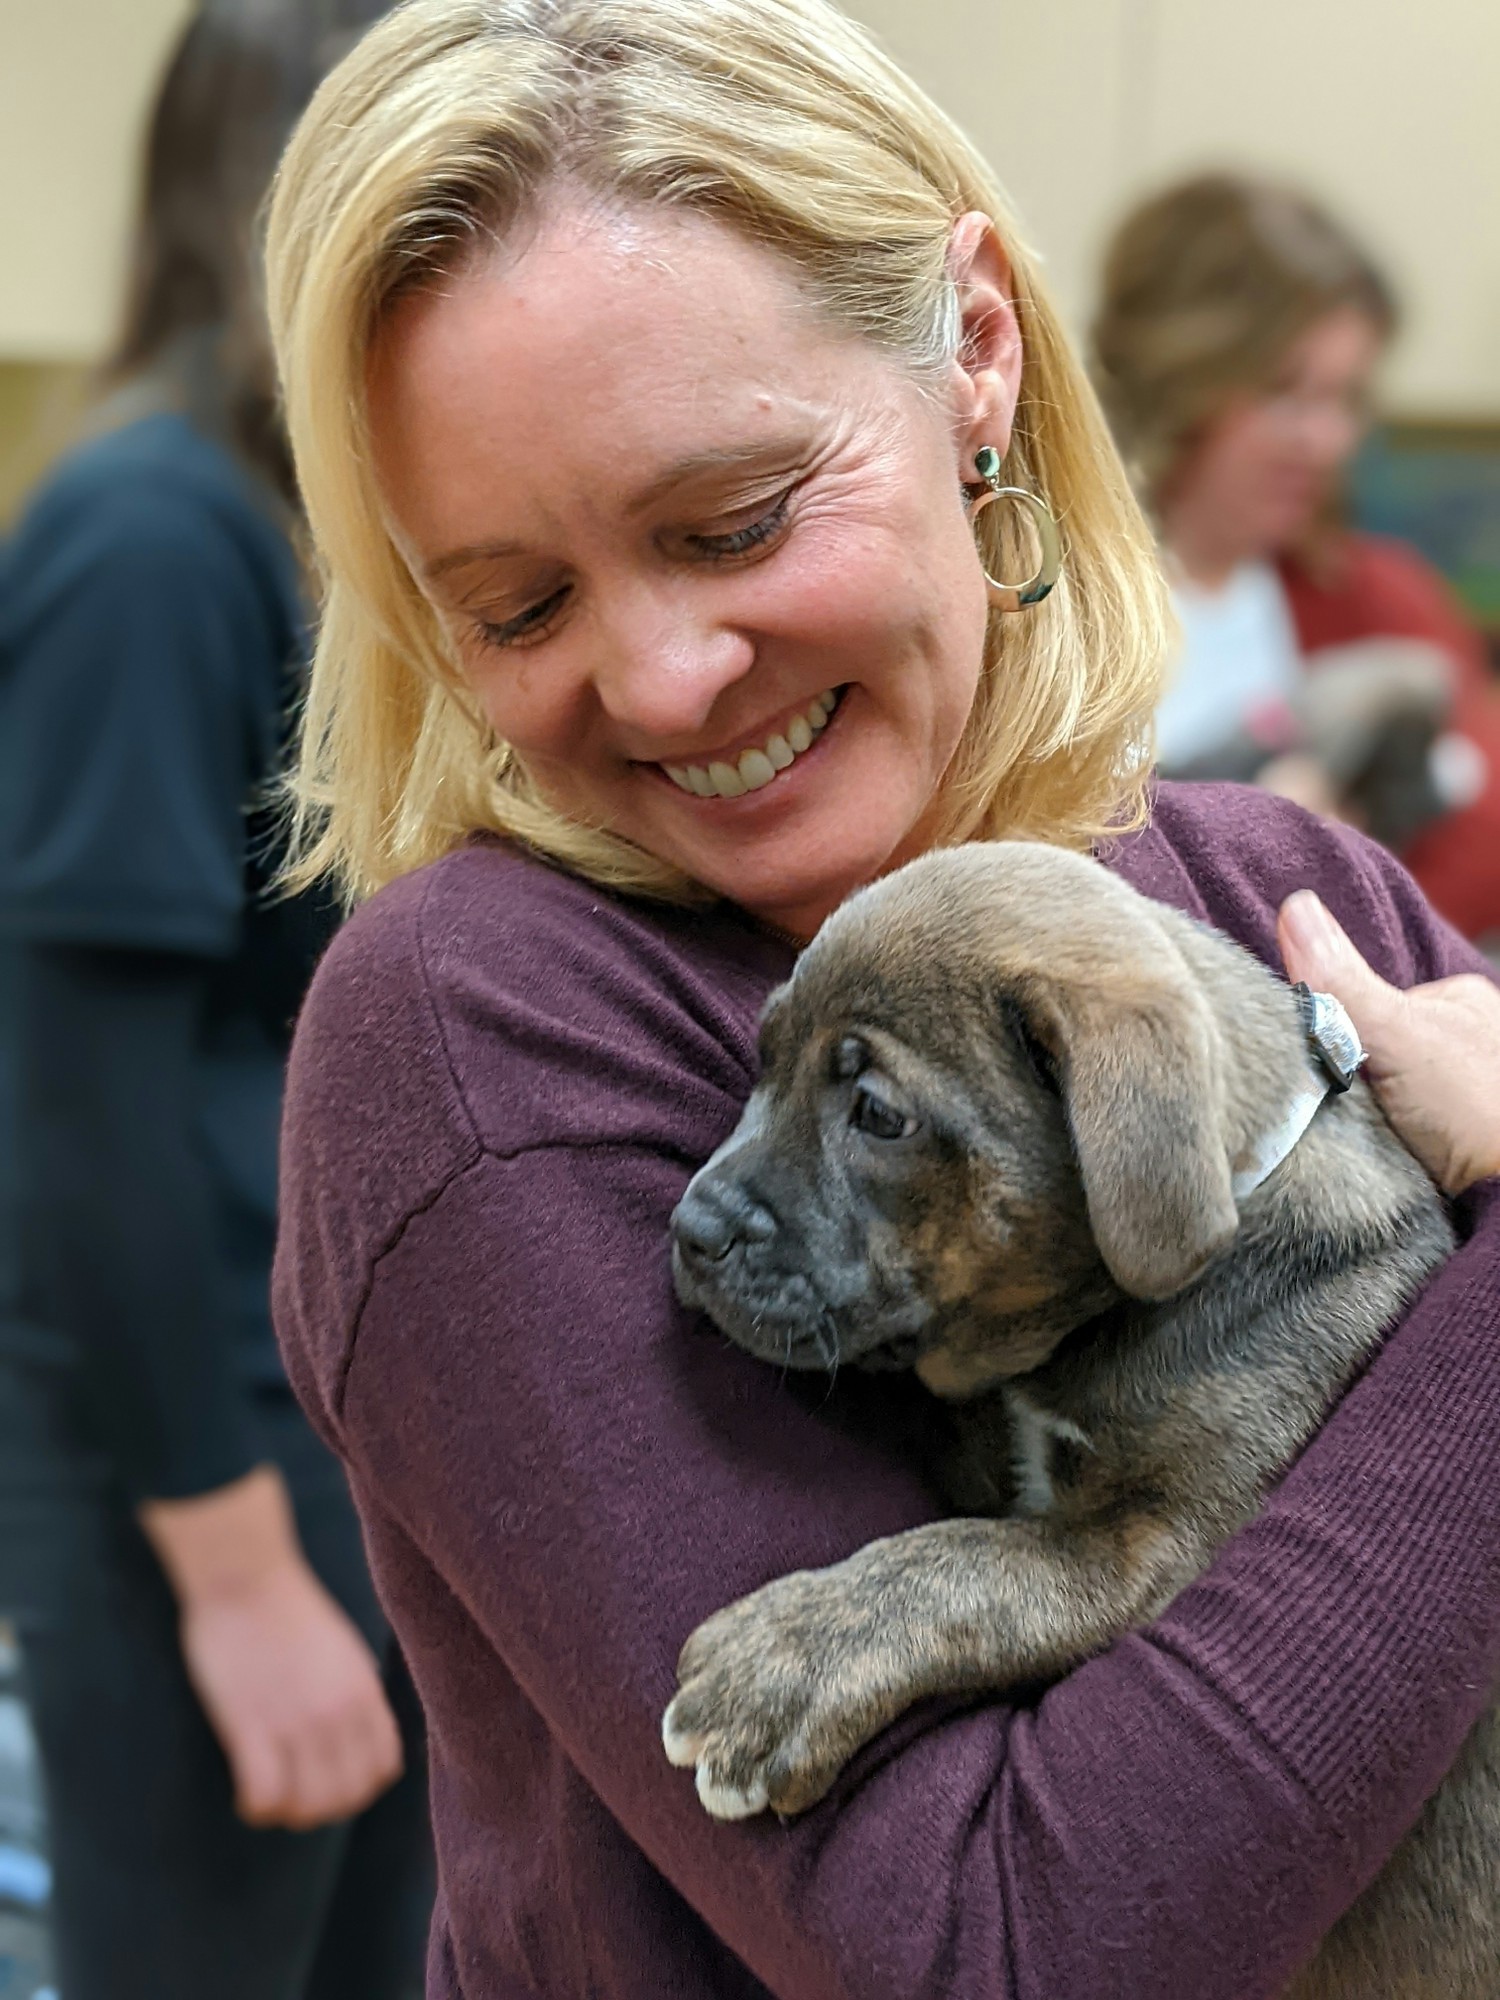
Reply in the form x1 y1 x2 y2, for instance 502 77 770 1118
667 689 842 799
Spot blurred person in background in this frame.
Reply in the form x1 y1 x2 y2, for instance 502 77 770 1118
0 7 432 1996
1093 172 1500 945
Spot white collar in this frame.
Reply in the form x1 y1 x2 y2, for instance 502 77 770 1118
1231 1077 1334 1200
1230 987 1366 1203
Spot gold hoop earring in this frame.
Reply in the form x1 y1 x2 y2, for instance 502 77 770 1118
964 444 1062 611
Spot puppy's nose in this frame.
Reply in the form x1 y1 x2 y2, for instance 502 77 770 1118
671 1175 775 1269
673 1188 737 1265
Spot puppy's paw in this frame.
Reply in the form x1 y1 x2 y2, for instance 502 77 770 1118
662 1566 896 1821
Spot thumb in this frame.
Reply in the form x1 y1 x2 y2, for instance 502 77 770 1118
1276 891 1405 1061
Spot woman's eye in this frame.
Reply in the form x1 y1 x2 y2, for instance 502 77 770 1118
850 1080 917 1142
475 586 570 651
684 487 794 563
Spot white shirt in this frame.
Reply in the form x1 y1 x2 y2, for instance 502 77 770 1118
1157 561 1304 770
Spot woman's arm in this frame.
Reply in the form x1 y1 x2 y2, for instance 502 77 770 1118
333 1132 1500 2000
275 816 1497 1999
19 941 402 1828
3 459 405 1830
18 942 260 1498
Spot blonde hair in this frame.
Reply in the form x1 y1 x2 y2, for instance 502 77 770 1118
266 0 1171 904
1092 172 1397 509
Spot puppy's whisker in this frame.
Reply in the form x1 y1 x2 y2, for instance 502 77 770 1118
813 1309 841 1404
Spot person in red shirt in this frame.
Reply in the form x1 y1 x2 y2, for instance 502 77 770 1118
1093 172 1500 944
1282 533 1500 940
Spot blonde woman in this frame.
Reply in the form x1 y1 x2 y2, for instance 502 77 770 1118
265 5 1500 1993
1093 172 1500 942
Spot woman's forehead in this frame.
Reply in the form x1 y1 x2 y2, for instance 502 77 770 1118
365 196 916 552
373 195 849 409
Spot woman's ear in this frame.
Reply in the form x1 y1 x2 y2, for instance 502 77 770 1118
946 211 1023 468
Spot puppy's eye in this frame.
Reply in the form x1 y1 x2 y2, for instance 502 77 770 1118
850 1078 917 1141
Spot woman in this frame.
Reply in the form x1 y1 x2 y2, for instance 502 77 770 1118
1092 172 1500 943
265 3 1500 1993
0 10 430 1996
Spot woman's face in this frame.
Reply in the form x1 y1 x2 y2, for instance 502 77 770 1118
367 197 1018 938
1165 305 1384 562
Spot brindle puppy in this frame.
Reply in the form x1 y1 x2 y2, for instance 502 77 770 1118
663 842 1498 2000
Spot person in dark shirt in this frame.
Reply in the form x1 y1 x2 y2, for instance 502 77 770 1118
0 11 431 1996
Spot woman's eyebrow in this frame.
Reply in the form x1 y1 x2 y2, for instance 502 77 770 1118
423 435 809 579
623 435 809 516
425 538 527 581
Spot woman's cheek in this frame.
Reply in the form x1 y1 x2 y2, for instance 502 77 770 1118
765 524 928 655
461 636 574 756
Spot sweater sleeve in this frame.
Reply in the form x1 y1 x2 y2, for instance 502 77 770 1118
328 1075 1500 2000
17 942 260 1499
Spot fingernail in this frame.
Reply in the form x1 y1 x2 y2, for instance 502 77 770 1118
1281 890 1348 958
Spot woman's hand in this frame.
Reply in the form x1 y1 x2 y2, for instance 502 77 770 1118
138 1464 404 1828
1278 889 1500 1193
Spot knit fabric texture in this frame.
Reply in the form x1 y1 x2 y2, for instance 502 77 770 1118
274 783 1500 2000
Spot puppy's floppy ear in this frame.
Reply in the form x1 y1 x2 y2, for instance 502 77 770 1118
1021 972 1239 1300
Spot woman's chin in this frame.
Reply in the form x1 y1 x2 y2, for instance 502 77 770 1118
699 836 905 937
616 734 939 928
1260 490 1327 550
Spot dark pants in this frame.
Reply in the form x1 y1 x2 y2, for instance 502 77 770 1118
0 1340 433 2000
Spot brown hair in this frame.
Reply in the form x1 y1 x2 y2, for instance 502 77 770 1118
106 2 391 501
1090 172 1397 508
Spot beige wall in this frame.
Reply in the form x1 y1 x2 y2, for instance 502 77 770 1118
0 0 192 363
1 0 1498 414
0 0 190 517
848 0 1500 418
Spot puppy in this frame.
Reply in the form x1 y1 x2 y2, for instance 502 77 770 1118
664 842 1498 2000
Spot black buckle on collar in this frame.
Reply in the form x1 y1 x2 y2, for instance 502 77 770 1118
1292 982 1364 1094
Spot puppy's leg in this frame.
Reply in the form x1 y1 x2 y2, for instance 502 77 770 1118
664 1511 1200 1819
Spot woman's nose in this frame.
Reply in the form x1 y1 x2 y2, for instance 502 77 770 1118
1299 412 1353 470
589 582 756 741
1293 392 1363 470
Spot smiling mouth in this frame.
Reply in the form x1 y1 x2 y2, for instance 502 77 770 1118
660 687 845 801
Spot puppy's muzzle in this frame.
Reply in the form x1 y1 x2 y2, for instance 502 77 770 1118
671 1163 835 1364
672 1170 776 1277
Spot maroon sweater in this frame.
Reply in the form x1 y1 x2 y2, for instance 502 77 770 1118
274 784 1500 2000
